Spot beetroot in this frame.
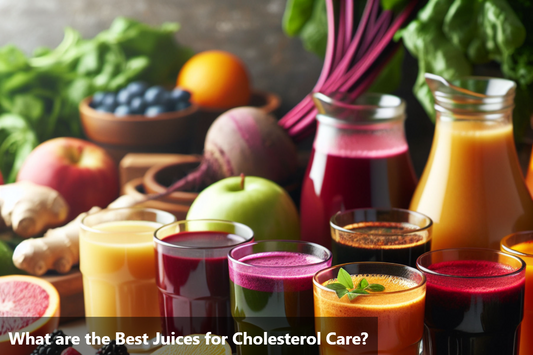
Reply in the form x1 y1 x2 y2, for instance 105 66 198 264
146 0 418 197
149 107 298 197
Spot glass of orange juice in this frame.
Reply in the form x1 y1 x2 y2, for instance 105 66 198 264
313 262 426 355
501 232 533 355
80 207 175 352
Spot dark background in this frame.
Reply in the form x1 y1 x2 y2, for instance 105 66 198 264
0 0 434 174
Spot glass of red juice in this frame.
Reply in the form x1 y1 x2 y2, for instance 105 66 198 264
228 240 332 355
300 93 417 249
154 220 254 339
331 208 432 267
417 248 526 355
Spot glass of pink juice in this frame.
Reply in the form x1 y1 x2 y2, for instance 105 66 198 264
154 220 253 338
300 93 417 248
228 240 332 355
417 248 526 355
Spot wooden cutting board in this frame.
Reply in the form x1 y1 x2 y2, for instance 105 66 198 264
43 269 84 320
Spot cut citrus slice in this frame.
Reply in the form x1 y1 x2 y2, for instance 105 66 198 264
0 275 60 355
151 334 232 355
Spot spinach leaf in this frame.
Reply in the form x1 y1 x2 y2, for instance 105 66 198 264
283 0 316 37
400 0 531 135
299 0 328 58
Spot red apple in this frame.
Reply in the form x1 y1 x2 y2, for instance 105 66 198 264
17 137 119 221
0 171 3 185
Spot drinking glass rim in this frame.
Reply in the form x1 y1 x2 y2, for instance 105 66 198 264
153 219 254 250
228 240 332 269
416 247 526 279
313 261 426 296
330 208 433 236
80 207 176 235
501 231 533 258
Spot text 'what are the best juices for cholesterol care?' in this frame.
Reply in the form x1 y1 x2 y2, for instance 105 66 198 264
8 331 373 347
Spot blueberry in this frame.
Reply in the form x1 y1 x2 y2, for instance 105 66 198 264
129 96 146 114
145 105 167 117
101 93 117 110
169 88 191 103
117 88 135 105
127 81 149 97
174 101 191 111
114 105 132 117
91 91 106 107
144 86 168 106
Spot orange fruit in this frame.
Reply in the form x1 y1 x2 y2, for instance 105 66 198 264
0 275 60 355
177 50 251 110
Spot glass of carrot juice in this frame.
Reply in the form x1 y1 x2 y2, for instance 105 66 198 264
313 262 426 355
80 207 176 351
501 232 533 355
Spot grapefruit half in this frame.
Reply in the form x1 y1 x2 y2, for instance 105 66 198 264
0 275 60 355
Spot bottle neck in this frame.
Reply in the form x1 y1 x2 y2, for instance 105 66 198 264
436 106 514 124
313 118 409 158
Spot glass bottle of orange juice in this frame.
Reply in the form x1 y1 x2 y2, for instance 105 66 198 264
410 74 533 250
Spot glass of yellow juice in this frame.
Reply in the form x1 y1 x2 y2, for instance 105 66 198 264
501 232 533 355
80 207 175 352
313 262 426 355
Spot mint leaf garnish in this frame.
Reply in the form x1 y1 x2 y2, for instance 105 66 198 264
337 267 354 289
366 284 385 292
328 268 385 302
347 292 359 301
358 278 369 289
326 283 348 291
336 289 349 299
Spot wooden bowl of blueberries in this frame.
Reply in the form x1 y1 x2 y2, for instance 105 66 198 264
80 82 199 153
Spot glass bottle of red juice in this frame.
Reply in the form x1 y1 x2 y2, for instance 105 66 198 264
300 93 417 248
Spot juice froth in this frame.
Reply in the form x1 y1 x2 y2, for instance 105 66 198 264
229 251 325 293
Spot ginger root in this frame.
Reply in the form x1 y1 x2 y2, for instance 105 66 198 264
0 181 69 238
13 194 146 276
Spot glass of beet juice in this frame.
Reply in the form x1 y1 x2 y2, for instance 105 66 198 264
228 240 332 355
154 220 254 338
417 248 526 355
330 208 432 267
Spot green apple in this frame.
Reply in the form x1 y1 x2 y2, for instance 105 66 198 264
187 176 300 241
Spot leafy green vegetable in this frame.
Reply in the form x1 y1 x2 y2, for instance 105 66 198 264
282 0 406 93
400 0 533 140
299 0 328 58
283 0 316 37
0 17 193 182
368 47 405 94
